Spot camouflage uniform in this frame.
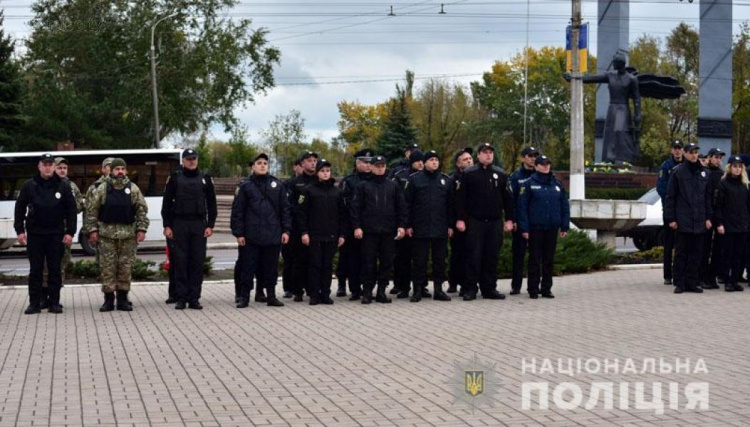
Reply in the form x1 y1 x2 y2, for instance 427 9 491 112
85 175 149 294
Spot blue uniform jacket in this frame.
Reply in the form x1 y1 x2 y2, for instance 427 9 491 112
516 172 571 233
657 156 682 200
230 175 292 246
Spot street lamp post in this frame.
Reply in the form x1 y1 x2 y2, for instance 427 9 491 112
150 12 179 148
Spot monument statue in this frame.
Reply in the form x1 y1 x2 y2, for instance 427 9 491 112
567 52 686 164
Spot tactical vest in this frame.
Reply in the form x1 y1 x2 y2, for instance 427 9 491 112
172 171 207 217
98 182 135 224
29 179 65 229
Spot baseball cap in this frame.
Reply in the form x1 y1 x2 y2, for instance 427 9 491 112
54 157 68 166
39 153 54 163
370 155 387 165
707 148 725 157
316 158 332 172
477 142 494 153
684 142 700 152
535 155 552 166
671 141 684 149
521 146 539 157
182 148 198 159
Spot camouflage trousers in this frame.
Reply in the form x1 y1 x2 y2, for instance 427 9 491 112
98 236 137 293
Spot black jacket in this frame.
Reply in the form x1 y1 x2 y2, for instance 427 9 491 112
714 176 750 233
404 170 453 239
296 178 347 241
161 167 218 228
664 161 713 234
287 172 317 235
350 174 407 234
455 164 514 222
14 173 77 236
707 164 723 220
516 172 570 233
230 174 292 246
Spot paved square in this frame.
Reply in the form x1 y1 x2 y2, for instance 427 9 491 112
1 268 750 426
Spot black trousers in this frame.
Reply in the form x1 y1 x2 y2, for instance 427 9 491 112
673 232 705 291
448 229 468 288
342 235 364 295
361 233 396 292
700 228 720 282
281 243 294 293
393 237 412 291
239 243 281 300
234 251 263 297
412 238 447 290
527 230 558 295
291 237 309 296
464 218 503 296
510 230 528 292
167 237 176 299
307 240 337 299
28 233 64 306
172 219 207 303
722 232 747 285
663 225 675 280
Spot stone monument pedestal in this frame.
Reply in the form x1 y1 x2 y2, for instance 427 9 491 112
569 199 646 249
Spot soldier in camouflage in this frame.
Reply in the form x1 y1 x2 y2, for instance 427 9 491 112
84 157 114 217
55 157 84 277
85 158 149 312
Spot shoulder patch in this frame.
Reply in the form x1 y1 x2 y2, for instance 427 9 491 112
298 194 305 204
235 186 240 196
519 186 525 195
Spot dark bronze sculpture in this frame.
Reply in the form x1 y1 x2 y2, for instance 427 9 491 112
567 52 686 164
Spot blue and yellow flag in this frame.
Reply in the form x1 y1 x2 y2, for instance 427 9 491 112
566 23 588 73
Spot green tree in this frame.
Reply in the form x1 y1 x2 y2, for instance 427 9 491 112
264 109 308 177
377 71 417 164
22 0 280 149
734 23 750 153
336 100 387 153
0 11 27 151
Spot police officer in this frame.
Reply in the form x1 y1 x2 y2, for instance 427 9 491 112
391 149 424 298
447 147 473 294
664 142 713 294
282 159 303 298
508 146 539 295
699 147 725 289
388 142 419 179
351 155 408 304
454 142 514 301
713 155 750 292
338 148 374 300
230 153 291 308
288 151 318 302
657 141 683 285
86 158 149 311
404 150 452 302
162 148 218 310
516 155 570 298
297 159 347 305
231 172 266 304
14 153 77 314
45 157 84 307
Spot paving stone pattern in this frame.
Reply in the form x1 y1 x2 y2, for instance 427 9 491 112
1 269 749 426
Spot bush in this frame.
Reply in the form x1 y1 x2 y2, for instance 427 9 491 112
616 246 664 264
68 259 157 280
585 187 647 200
157 255 214 278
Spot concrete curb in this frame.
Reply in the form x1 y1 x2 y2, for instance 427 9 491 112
609 263 662 270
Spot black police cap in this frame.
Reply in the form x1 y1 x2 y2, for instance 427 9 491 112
423 150 439 162
707 148 725 157
316 158 332 172
477 142 494 153
728 155 744 165
684 142 700 152
39 153 54 163
370 155 387 165
182 148 198 159
535 155 552 166
298 151 318 162
520 146 539 156
671 140 684 149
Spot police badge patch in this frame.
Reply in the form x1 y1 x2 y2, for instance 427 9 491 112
441 178 446 186
125 188 131 195
55 192 61 199
298 195 305 204
271 181 278 188
465 371 484 397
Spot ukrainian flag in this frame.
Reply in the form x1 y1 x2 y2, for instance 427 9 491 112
566 23 588 73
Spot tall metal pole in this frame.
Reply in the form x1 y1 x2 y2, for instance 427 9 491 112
569 0 585 200
150 12 178 149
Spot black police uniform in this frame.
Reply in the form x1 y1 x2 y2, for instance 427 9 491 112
664 159 713 293
516 170 570 297
657 154 683 284
281 175 296 297
391 166 421 297
288 172 316 300
508 164 535 293
447 169 467 294
699 162 724 288
339 169 371 299
230 173 292 307
713 170 750 291
455 162 514 300
296 176 347 304
404 168 453 301
350 172 408 304
14 172 77 313
161 166 218 307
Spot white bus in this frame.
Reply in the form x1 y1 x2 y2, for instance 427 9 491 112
0 148 183 253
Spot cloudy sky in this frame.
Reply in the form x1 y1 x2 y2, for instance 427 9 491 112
1 0 747 144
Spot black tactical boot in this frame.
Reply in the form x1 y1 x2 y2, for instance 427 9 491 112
254 288 268 303
433 283 451 301
446 283 458 293
24 303 41 315
361 284 374 304
100 293 115 312
336 279 347 297
410 286 422 303
266 286 285 306
421 286 432 298
375 283 392 303
116 290 133 311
